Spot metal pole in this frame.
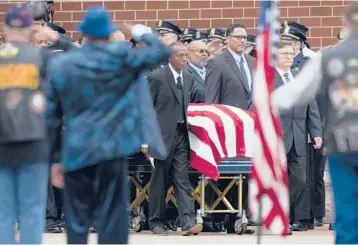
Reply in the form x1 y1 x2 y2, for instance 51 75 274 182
256 197 263 244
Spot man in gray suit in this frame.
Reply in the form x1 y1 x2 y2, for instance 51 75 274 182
205 24 255 110
204 23 256 234
275 41 323 232
186 38 209 103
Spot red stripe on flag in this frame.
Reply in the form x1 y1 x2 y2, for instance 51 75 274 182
188 109 228 156
215 104 246 157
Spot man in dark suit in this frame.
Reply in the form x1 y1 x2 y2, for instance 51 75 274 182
274 41 323 232
147 42 202 236
205 23 256 233
281 21 324 230
186 38 209 103
205 24 255 110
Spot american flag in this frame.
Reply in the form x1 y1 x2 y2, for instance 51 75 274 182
187 104 255 181
248 0 290 236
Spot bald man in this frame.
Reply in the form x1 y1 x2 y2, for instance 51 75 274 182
186 40 207 102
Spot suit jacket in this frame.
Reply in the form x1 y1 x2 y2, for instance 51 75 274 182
274 70 322 156
186 64 205 103
205 49 255 110
46 34 171 172
147 65 196 160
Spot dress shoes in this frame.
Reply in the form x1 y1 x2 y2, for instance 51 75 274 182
314 217 324 227
181 223 203 236
45 222 63 233
292 221 308 231
329 223 335 230
150 225 169 236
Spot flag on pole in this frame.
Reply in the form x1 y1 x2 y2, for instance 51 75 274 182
248 0 290 236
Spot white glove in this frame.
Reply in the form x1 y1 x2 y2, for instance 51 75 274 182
131 24 153 40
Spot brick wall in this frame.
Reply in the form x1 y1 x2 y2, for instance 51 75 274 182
0 0 348 50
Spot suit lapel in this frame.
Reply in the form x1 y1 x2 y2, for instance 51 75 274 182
187 65 205 87
224 50 250 93
274 69 285 88
183 71 191 108
245 54 254 81
165 66 181 103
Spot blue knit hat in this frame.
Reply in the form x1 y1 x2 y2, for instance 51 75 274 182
78 7 116 38
5 6 33 28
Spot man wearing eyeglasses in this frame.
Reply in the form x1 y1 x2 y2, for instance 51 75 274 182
275 41 322 233
205 24 255 111
186 37 209 103
204 23 256 234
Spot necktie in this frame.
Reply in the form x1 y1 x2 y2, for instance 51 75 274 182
176 76 185 124
283 73 290 83
239 57 249 89
198 69 205 80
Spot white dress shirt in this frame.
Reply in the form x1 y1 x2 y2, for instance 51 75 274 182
188 62 206 80
275 67 295 84
272 53 323 111
169 63 183 84
228 48 253 90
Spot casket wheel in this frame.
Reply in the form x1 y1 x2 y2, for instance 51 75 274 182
234 218 247 235
132 216 144 232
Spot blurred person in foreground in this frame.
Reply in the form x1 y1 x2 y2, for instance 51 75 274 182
272 2 358 243
47 7 170 244
0 6 73 244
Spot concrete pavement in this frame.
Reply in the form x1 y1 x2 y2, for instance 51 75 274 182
42 225 334 244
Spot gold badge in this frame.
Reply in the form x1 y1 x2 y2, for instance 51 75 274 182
5 90 23 110
210 28 215 36
29 91 46 114
157 20 163 28
283 21 290 35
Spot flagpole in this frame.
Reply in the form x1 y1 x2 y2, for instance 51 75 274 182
257 196 263 245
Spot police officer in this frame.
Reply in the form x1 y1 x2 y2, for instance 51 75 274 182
0 6 74 244
206 27 226 59
182 28 197 45
272 2 358 243
280 21 310 72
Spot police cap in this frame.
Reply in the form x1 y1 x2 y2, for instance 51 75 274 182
280 21 307 42
193 30 208 42
207 27 226 42
156 20 182 36
182 28 197 43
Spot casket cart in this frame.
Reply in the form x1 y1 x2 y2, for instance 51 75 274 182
128 104 254 234
127 156 252 235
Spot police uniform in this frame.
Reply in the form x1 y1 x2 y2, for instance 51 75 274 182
281 21 322 230
272 5 358 242
148 20 182 72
